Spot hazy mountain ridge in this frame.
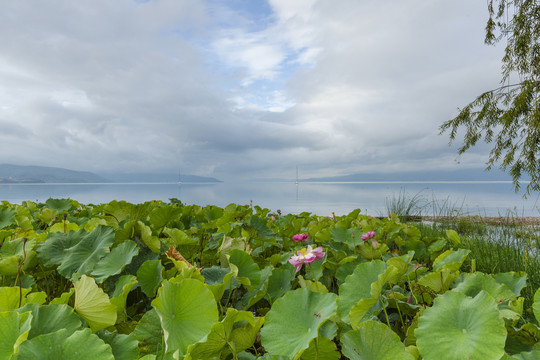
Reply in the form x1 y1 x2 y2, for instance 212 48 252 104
0 164 222 183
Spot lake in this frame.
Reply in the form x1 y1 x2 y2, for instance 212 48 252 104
0 181 539 217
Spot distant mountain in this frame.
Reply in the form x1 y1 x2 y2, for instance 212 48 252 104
0 164 108 183
301 168 515 182
100 172 222 183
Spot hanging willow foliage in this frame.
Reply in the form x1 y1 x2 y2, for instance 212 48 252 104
441 0 540 195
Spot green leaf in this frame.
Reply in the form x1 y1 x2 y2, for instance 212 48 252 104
0 310 32 359
260 288 337 358
417 268 458 293
137 259 164 298
133 309 164 356
0 207 16 229
45 198 75 213
493 272 527 297
299 337 340 360
533 288 540 323
91 240 139 283
74 275 117 332
17 303 82 339
267 267 294 302
17 328 114 360
445 229 461 245
453 272 517 303
416 290 506 360
151 279 218 356
337 260 386 323
110 275 138 322
187 308 264 359
97 330 139 360
432 248 470 272
341 320 414 360
0 287 31 311
227 249 261 290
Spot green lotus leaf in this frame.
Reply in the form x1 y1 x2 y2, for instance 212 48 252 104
241 266 272 309
109 275 137 322
163 228 198 246
0 207 16 229
432 248 470 272
201 266 235 303
416 290 506 360
267 267 294 302
97 330 139 360
37 225 115 280
0 287 32 311
0 237 37 276
341 320 414 360
133 309 164 356
137 259 164 297
74 275 117 332
115 220 160 252
260 288 338 358
0 310 32 359
331 226 364 248
36 230 82 267
17 328 114 360
187 308 264 359
48 221 80 233
493 272 528 297
337 260 386 322
227 249 261 290
510 350 540 359
49 288 75 305
45 198 75 213
299 337 340 360
349 298 380 329
152 279 219 356
533 288 540 323
149 206 182 231
453 272 517 303
219 236 250 266
16 303 82 339
417 268 458 293
91 240 139 283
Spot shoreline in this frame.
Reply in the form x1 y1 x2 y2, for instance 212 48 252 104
418 215 540 226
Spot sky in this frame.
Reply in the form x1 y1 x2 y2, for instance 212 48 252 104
0 0 506 181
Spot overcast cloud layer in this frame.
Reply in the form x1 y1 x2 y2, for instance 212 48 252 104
0 0 505 181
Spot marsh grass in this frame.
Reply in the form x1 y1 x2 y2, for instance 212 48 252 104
384 189 428 221
416 219 540 308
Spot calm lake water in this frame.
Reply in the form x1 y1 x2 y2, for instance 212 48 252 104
0 181 539 217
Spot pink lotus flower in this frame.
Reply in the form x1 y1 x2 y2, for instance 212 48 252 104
292 233 309 242
361 231 378 248
288 245 325 273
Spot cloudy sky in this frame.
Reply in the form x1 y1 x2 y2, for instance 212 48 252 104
0 0 505 181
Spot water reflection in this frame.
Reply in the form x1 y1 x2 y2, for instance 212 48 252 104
0 181 538 217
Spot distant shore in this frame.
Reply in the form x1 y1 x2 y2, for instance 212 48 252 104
419 216 540 226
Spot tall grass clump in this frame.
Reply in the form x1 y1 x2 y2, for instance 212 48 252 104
384 188 427 221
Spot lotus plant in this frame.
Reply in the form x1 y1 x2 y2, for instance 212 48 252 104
292 233 309 242
361 231 378 248
288 245 325 273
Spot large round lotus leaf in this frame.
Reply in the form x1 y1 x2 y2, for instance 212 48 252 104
299 337 340 360
133 309 164 356
0 310 32 359
74 275 117 332
17 303 82 339
340 321 414 360
227 249 261 290
152 279 218 356
45 198 75 213
416 290 506 360
453 272 517 303
91 240 139 283
17 328 114 360
260 288 338 357
493 272 527 297
337 260 386 322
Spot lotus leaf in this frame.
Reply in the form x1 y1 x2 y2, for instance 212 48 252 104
152 279 218 356
227 249 261 290
493 272 527 297
97 330 139 360
337 260 386 322
299 336 340 360
453 272 517 303
187 308 264 359
74 275 117 332
432 248 470 271
416 290 506 360
137 259 164 297
534 288 540 323
45 198 75 213
0 310 32 359
341 320 414 360
91 240 139 283
133 309 164 356
16 303 82 339
260 288 338 358
17 328 114 359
